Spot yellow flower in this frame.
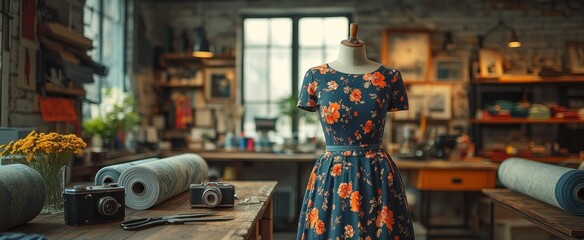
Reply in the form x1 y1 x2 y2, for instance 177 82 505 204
0 131 86 164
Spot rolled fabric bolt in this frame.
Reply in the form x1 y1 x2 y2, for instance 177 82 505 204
118 153 208 210
498 157 584 215
94 158 159 185
0 164 46 231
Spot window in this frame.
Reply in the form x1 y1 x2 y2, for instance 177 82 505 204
242 15 349 143
83 0 129 118
0 1 7 126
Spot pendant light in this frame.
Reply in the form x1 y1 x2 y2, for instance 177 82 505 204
478 19 522 49
192 1 213 58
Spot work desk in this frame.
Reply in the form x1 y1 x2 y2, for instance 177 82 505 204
483 188 584 240
9 181 277 240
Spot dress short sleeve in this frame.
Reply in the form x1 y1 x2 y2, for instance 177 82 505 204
297 69 319 112
388 70 409 112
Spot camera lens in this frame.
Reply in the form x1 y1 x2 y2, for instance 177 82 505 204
98 196 119 216
202 187 222 207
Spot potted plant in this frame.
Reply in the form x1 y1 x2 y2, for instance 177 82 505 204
83 89 140 150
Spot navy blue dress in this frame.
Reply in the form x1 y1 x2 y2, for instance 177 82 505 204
296 64 415 239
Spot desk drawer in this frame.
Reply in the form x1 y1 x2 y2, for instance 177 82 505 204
414 169 496 191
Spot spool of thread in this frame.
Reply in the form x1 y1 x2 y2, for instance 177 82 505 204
118 153 208 210
0 164 46 231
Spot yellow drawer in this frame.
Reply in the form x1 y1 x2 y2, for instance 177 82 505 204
414 169 496 191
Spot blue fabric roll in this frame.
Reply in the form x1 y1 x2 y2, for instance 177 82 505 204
94 158 159 185
498 158 584 215
0 164 46 231
118 153 208 210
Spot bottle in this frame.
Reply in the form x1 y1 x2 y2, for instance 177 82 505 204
224 132 234 151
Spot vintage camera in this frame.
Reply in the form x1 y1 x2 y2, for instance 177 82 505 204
63 183 125 226
190 182 235 208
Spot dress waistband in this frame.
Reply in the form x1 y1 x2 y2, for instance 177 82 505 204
326 144 381 151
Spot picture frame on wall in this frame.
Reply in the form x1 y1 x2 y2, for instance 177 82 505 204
567 42 584 74
381 29 431 82
479 49 503 78
205 67 235 103
406 85 452 120
432 56 469 82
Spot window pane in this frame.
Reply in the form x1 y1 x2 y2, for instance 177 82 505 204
244 19 268 46
103 0 121 22
244 48 268 101
299 18 324 47
298 48 322 87
325 47 338 63
324 17 349 46
270 18 292 46
243 103 271 137
269 48 291 102
102 18 124 89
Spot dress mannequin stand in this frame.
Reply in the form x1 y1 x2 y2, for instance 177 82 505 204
328 23 380 74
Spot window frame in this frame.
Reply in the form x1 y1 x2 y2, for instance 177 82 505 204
240 13 352 135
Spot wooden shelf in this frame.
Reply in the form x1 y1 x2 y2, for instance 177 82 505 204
154 82 203 88
44 83 86 96
470 118 584 124
472 75 584 84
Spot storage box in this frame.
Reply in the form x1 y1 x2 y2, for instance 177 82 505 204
494 218 552 240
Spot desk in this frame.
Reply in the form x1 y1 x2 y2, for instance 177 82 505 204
483 188 584 240
396 159 499 239
10 181 277 240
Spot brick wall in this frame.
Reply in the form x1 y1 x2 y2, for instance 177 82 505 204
139 0 584 69
5 0 84 133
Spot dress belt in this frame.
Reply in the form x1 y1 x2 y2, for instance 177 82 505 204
326 144 381 151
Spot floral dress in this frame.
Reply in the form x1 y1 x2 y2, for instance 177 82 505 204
296 64 414 240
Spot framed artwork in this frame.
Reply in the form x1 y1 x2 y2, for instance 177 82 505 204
18 40 37 91
204 67 235 103
567 42 584 74
381 29 431 82
432 56 469 82
479 49 503 78
426 85 452 120
406 85 452 120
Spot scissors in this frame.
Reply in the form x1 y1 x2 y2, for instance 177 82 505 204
120 212 234 230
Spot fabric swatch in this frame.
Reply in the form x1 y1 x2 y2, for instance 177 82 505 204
0 164 45 231
498 157 584 215
118 153 208 210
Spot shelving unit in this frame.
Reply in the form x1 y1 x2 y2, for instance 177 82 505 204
153 52 235 146
469 75 584 162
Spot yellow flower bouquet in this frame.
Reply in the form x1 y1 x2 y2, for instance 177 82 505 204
0 131 87 213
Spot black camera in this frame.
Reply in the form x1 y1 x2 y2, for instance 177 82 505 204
63 183 125 226
190 182 235 208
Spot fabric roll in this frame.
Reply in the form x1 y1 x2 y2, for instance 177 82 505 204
498 157 584 215
118 153 208 210
0 164 46 231
94 158 159 185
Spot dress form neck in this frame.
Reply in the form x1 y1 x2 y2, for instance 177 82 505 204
328 44 380 74
328 23 380 74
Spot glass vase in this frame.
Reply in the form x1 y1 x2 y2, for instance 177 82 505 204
31 163 67 214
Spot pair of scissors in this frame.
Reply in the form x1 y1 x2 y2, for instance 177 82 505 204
120 212 234 230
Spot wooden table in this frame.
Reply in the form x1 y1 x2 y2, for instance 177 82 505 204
397 159 499 239
483 188 584 240
9 181 277 240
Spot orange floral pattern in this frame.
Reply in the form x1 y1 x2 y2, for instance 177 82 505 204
350 89 362 103
350 191 361 212
296 64 413 239
331 163 342 177
322 102 341 124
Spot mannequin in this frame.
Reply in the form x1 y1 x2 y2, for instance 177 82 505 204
328 23 380 74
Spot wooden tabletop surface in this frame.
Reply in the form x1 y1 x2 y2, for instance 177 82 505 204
163 150 499 170
483 188 584 239
9 181 277 240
